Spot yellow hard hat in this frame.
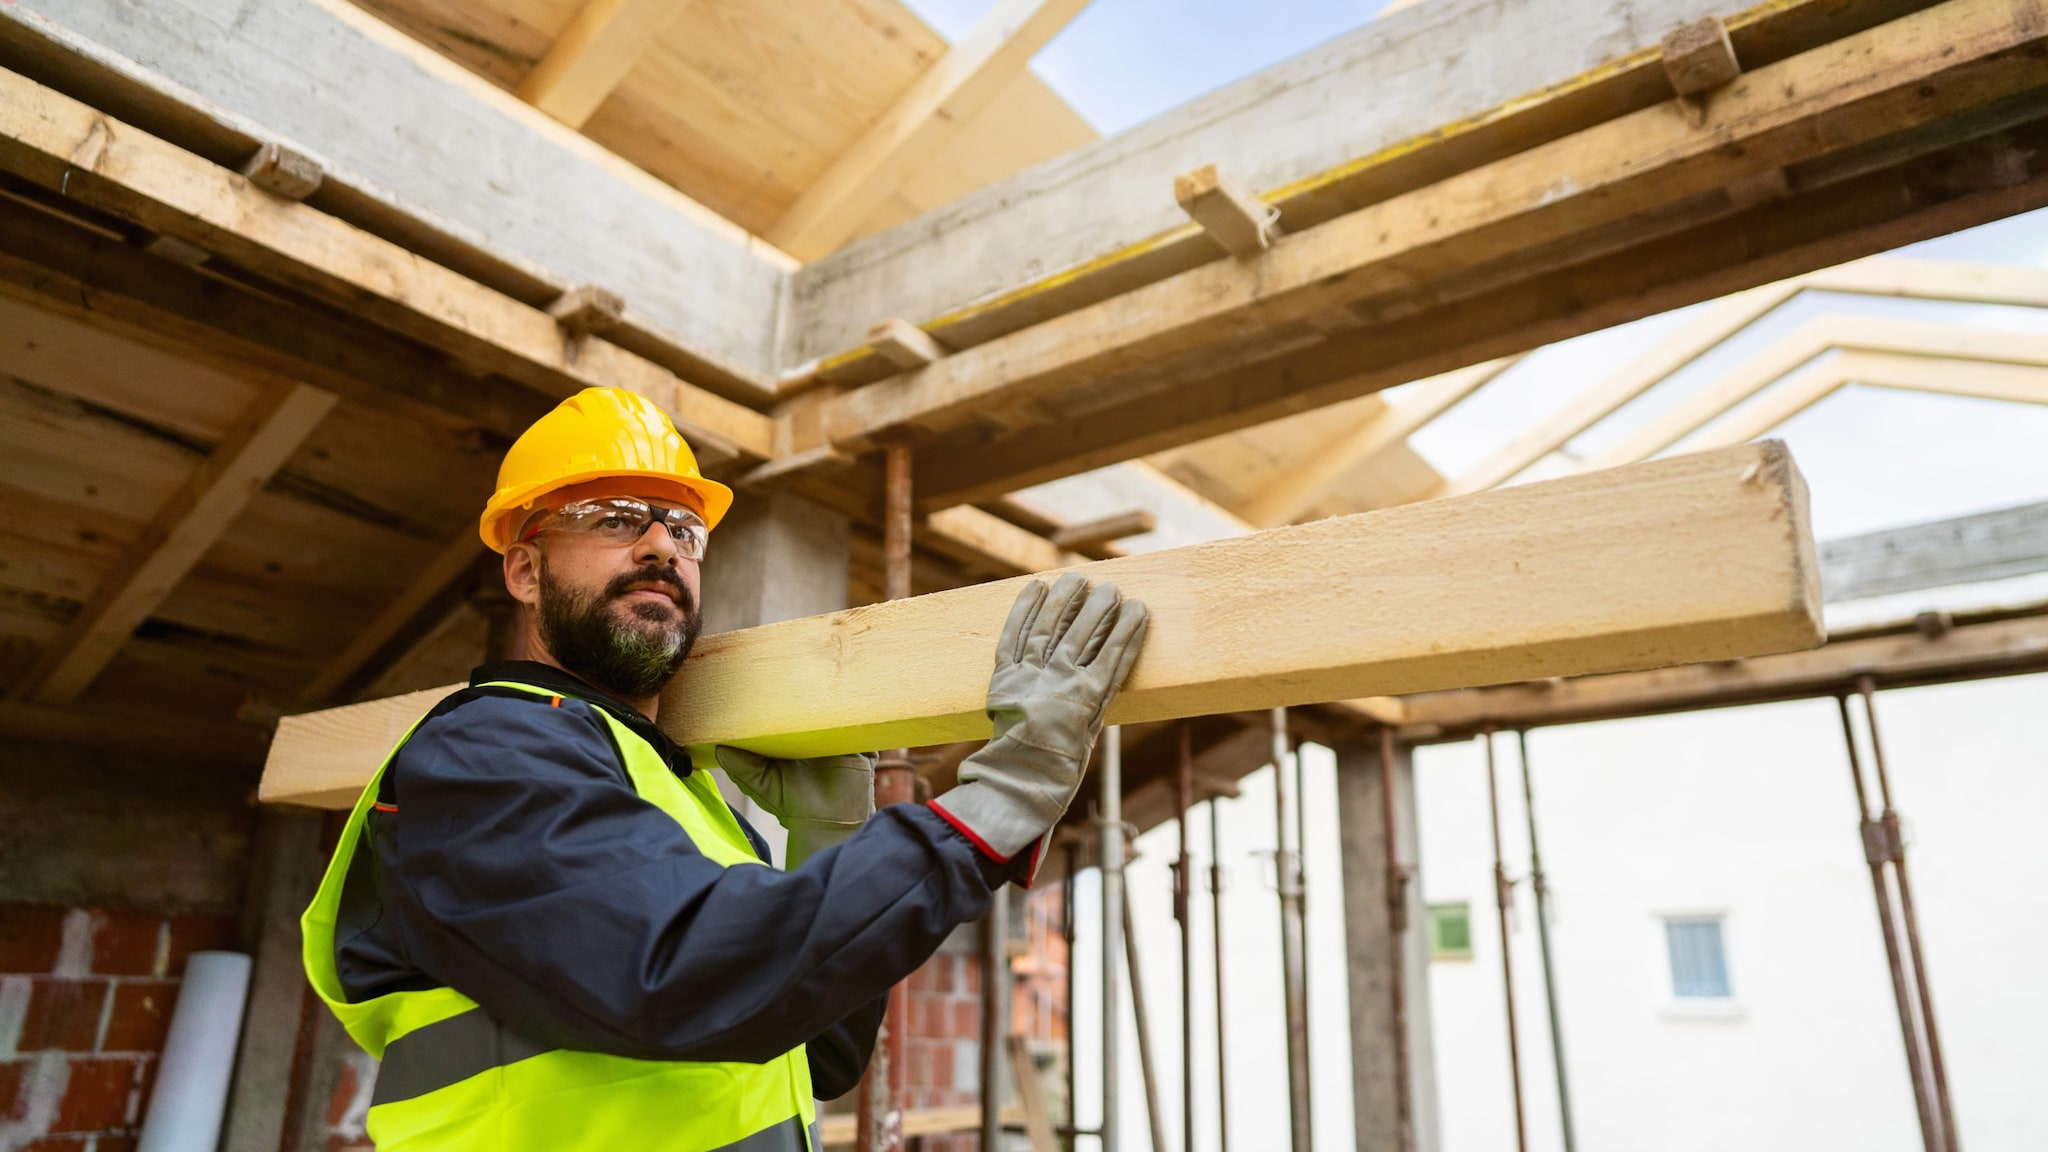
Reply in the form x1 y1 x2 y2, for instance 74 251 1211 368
479 387 735 553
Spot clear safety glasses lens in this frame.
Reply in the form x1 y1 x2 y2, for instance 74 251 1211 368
548 498 708 559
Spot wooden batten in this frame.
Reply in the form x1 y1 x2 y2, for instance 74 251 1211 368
1659 15 1741 99
547 284 628 337
867 318 948 371
261 442 1823 807
238 142 325 201
1174 164 1281 256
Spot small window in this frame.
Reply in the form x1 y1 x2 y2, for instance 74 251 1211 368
1664 916 1731 999
1427 903 1472 961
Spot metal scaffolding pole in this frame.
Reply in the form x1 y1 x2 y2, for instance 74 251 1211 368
1064 838 1081 1152
1515 731 1575 1152
1838 687 1955 1152
1123 890 1168 1152
1482 730 1530 1152
983 884 1012 1152
1101 726 1124 1152
1210 796 1231 1152
1378 726 1415 1152
1857 677 1959 1151
858 437 918 1152
1175 725 1197 1152
1272 707 1313 1152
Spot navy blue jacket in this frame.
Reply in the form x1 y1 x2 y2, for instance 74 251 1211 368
334 660 1014 1099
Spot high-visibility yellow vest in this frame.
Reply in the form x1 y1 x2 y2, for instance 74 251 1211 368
301 681 816 1151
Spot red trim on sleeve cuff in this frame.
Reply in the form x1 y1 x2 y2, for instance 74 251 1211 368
928 800 1014 864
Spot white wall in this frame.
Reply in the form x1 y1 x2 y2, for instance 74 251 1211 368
1415 673 2048 1152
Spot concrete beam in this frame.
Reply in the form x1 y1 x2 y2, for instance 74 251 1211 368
3 0 789 396
781 0 1920 371
1335 735 1439 1152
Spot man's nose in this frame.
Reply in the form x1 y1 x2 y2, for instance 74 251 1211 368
634 522 681 566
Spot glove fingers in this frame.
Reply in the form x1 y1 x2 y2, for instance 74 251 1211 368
1057 580 1124 667
998 579 1050 665
1027 571 1090 665
712 745 775 803
1092 597 1150 690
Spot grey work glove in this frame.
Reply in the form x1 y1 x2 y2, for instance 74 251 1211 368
931 571 1149 886
713 746 877 869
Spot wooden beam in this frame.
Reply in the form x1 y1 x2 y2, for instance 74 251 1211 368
0 65 773 463
783 0 1878 372
904 149 2048 508
260 442 1823 807
1238 357 1513 526
765 0 1096 259
1434 257 2048 497
1687 351 2048 451
785 0 2048 450
15 0 790 400
1820 501 2048 603
516 0 692 129
1397 606 2048 738
1580 317 2048 470
15 383 336 705
924 505 1086 577
298 532 489 705
1048 509 1155 552
1175 164 1280 256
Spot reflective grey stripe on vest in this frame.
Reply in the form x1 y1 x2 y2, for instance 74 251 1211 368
371 1009 554 1106
372 1011 815 1151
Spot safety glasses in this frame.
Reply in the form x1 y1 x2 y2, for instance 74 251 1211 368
522 497 709 559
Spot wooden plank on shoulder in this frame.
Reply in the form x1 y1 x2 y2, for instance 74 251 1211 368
261 442 1822 807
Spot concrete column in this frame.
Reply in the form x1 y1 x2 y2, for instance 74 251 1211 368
1335 737 1440 1152
697 492 851 637
695 492 852 864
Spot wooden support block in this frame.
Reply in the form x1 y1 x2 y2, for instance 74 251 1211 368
547 284 627 337
260 443 1822 807
1660 16 1741 99
238 142 325 201
1174 164 1280 256
867 318 948 371
1048 508 1156 551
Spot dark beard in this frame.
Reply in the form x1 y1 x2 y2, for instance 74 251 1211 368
536 561 702 700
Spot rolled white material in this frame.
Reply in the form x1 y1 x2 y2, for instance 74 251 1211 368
139 950 253 1152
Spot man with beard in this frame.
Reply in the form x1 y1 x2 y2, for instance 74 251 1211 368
301 388 1148 1152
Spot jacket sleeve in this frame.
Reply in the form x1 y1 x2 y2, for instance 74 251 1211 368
806 996 886 1099
370 694 1009 1064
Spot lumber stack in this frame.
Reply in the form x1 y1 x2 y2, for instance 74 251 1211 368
261 442 1822 807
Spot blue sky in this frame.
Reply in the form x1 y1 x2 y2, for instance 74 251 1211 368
903 0 1393 135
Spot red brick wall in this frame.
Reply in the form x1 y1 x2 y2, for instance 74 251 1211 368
0 903 237 1152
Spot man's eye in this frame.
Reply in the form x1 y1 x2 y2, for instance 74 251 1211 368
598 515 628 530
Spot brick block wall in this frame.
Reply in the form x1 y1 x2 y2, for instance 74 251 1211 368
0 904 237 1152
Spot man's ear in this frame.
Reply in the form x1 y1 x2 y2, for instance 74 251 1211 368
503 543 543 608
